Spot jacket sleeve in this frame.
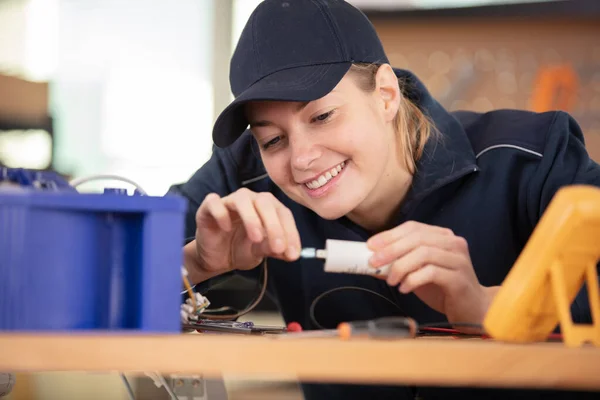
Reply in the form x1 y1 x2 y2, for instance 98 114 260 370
526 111 600 323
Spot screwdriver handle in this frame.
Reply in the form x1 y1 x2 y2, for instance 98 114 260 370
337 316 417 339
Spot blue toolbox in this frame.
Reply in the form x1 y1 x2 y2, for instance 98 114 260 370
0 167 186 332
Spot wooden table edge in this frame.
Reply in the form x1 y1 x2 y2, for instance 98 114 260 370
0 333 598 391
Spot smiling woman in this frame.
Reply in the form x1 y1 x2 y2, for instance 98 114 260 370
169 1 600 399
245 62 438 231
245 64 415 228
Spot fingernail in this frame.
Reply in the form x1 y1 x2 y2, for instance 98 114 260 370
369 253 382 266
274 238 285 253
368 237 383 249
286 246 298 260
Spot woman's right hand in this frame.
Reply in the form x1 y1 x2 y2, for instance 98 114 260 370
184 188 301 280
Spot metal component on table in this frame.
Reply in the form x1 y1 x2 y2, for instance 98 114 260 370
183 319 287 335
183 323 253 335
299 248 327 259
278 316 417 340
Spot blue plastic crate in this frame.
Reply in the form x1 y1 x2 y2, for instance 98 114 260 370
0 187 186 333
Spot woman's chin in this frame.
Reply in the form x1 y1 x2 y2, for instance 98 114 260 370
312 204 353 221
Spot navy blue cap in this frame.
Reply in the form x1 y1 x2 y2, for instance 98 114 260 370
212 0 389 148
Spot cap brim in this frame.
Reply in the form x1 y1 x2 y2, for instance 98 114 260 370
212 62 352 148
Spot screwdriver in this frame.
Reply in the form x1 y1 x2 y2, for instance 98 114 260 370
279 316 417 340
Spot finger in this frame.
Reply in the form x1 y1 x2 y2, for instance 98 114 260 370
252 239 292 262
222 191 264 243
368 221 453 250
277 205 301 260
398 264 453 294
248 241 269 263
386 246 465 287
254 193 286 254
183 240 205 283
370 232 462 267
198 193 232 232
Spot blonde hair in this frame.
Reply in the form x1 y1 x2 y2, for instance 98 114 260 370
348 63 436 174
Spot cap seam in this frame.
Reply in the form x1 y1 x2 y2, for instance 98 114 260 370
243 61 349 91
251 7 262 78
311 0 346 60
254 63 328 89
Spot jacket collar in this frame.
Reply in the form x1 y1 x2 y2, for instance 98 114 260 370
394 68 479 215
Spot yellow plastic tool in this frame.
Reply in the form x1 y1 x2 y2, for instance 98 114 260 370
484 185 600 347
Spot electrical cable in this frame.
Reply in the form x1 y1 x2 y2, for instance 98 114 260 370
69 174 148 195
203 257 267 315
199 258 268 321
200 306 238 314
181 266 198 313
309 286 408 330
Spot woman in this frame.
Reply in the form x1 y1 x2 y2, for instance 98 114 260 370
172 0 599 399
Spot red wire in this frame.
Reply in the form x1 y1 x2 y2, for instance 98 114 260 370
420 327 467 335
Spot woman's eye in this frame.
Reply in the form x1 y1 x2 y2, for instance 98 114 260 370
262 136 281 150
312 110 334 123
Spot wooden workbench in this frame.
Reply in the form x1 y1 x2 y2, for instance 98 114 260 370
0 333 599 391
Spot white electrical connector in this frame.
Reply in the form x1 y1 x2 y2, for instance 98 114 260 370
180 292 211 324
301 239 390 276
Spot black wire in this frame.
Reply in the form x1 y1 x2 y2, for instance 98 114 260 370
202 260 266 316
181 234 269 317
419 322 483 329
309 286 408 330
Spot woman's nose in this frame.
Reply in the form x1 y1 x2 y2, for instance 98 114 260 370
290 140 321 171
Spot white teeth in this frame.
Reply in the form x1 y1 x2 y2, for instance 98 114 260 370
305 161 346 190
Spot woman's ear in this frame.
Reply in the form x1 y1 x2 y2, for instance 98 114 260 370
375 64 401 123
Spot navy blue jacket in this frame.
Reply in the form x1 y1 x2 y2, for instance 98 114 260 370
169 69 600 400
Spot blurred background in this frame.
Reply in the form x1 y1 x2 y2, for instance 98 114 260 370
1 0 599 399
2 0 599 196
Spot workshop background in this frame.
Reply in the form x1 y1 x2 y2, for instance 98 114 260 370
1 0 599 399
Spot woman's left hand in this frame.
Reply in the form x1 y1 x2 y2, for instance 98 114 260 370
367 221 496 325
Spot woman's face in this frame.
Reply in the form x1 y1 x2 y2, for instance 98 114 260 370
246 65 408 226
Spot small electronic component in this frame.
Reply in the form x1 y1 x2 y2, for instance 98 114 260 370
279 316 417 340
301 239 390 276
180 293 211 324
183 319 287 335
